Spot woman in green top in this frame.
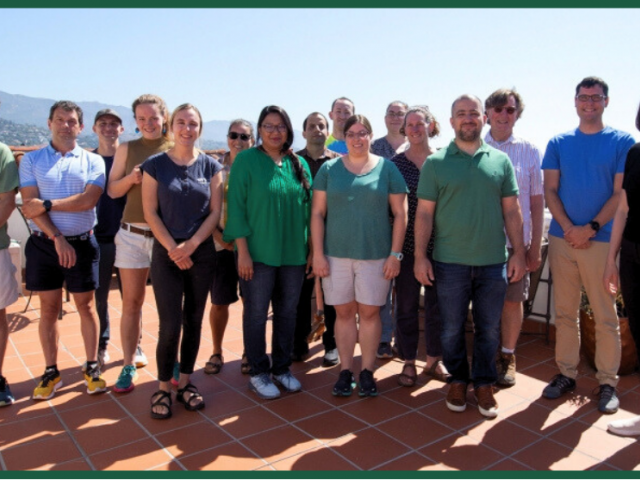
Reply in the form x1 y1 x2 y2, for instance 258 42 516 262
223 105 311 400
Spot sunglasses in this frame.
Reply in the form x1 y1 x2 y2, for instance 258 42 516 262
493 106 517 114
228 132 251 141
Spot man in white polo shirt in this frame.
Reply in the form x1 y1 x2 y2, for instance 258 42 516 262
19 100 107 400
484 88 544 387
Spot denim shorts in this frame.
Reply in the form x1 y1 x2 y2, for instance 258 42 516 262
114 226 153 269
25 233 99 293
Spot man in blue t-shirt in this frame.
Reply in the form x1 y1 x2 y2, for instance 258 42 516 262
19 101 107 401
541 77 635 414
325 97 354 155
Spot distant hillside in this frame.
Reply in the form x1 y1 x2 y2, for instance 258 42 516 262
0 90 305 150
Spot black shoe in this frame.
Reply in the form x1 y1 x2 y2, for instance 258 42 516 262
332 369 356 397
542 374 576 399
595 384 619 414
358 369 378 397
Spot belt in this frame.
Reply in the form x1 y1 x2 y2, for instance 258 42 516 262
32 230 93 241
121 222 154 238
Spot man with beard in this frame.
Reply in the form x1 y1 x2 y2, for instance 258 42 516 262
414 94 525 418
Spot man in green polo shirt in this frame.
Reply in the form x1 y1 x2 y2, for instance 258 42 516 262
414 94 525 418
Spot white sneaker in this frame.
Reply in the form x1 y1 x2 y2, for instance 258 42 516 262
323 348 339 367
134 346 148 368
608 416 640 436
98 348 110 366
273 372 301 393
248 373 281 399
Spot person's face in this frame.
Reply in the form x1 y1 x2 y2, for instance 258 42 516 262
385 103 407 135
404 112 432 145
260 113 288 151
92 115 123 142
48 108 83 144
450 98 486 143
575 85 608 123
302 113 329 147
135 103 165 140
171 108 201 147
487 95 518 140
345 122 372 156
329 100 354 131
227 123 253 158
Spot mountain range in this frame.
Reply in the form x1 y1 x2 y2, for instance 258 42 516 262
0 90 305 150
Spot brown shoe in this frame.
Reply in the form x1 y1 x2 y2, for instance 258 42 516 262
446 382 467 412
475 385 498 418
496 352 516 387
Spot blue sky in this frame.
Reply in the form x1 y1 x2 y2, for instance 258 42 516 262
1 8 639 149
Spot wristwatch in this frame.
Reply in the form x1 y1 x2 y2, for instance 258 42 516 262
589 220 601 233
43 199 52 212
390 251 404 261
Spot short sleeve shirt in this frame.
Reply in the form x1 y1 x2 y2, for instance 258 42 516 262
325 135 348 155
19 144 106 235
314 157 408 260
622 143 640 243
371 137 408 160
417 140 519 266
141 152 222 239
0 143 19 250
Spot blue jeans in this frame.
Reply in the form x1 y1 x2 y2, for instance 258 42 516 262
434 261 507 388
239 262 305 376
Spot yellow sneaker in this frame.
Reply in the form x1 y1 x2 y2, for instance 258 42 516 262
33 368 63 401
84 365 107 395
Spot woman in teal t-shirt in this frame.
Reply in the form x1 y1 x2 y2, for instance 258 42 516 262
223 105 312 400
312 114 408 398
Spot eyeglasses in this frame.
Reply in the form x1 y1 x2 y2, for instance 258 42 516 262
346 130 370 140
261 124 287 133
228 132 251 141
576 94 607 103
386 111 406 118
493 106 517 115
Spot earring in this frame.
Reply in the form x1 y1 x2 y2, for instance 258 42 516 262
162 126 167 134
135 127 140 134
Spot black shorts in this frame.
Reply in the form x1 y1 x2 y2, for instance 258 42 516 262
25 234 99 293
210 249 240 306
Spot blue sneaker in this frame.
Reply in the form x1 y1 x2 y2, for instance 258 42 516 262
113 365 138 393
171 361 180 386
0 376 15 406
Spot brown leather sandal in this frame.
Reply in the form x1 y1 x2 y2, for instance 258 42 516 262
240 353 251 375
204 353 224 375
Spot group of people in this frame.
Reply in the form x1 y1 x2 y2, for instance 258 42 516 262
0 75 639 436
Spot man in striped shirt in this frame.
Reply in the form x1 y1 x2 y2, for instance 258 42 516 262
484 89 544 387
19 101 107 401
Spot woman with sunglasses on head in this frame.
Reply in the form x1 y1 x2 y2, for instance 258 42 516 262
223 105 312 400
204 120 255 376
108 94 172 393
392 106 450 387
141 103 223 419
312 114 408 397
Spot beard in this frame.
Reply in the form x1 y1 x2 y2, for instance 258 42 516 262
456 125 481 142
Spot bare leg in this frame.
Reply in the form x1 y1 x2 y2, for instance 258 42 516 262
334 301 358 371
501 300 524 351
209 304 229 355
119 268 149 366
73 291 99 363
38 290 63 366
0 309 8 374
356 304 382 371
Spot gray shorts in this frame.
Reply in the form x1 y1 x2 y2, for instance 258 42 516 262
506 248 530 302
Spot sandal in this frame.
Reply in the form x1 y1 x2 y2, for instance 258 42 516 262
150 390 172 420
176 383 205 411
204 353 224 375
424 360 451 383
240 353 251 375
397 363 418 387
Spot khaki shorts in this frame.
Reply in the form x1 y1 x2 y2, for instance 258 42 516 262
506 248 530 302
322 256 390 307
0 249 19 309
114 226 153 269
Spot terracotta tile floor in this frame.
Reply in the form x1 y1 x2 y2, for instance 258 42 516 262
2 283 640 471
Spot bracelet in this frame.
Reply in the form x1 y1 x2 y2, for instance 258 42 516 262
49 232 63 241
